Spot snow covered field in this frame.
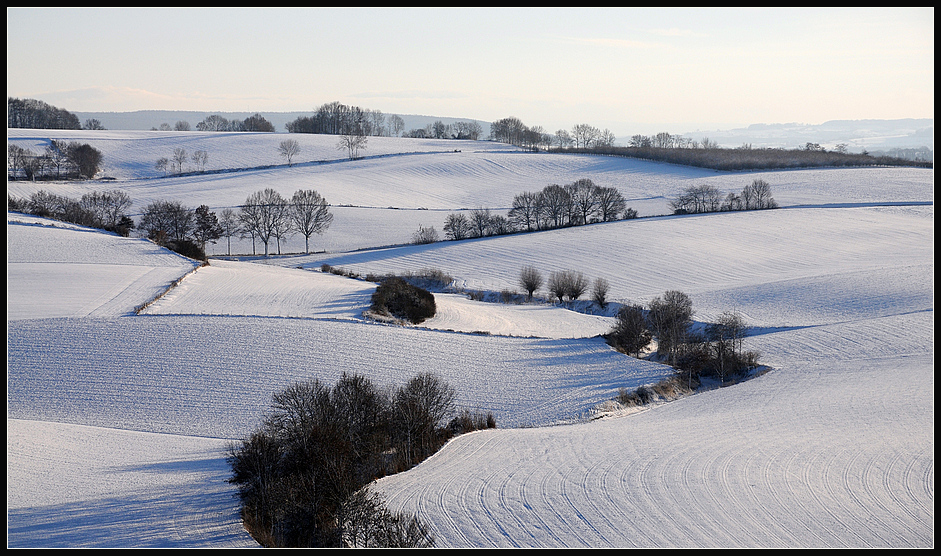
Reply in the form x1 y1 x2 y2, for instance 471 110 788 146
7 130 933 547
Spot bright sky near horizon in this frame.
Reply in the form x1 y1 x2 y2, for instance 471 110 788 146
6 7 934 136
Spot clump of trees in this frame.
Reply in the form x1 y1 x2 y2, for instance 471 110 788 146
441 179 635 242
190 113 276 132
403 120 482 140
238 188 334 256
489 116 615 152
138 200 223 260
228 372 494 547
370 277 437 324
8 140 104 181
671 179 778 215
606 290 761 387
286 101 390 137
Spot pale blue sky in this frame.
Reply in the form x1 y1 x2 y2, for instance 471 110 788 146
6 7 934 136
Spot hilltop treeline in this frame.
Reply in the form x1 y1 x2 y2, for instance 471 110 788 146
8 97 82 130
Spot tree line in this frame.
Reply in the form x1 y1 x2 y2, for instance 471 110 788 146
670 179 778 215
9 186 335 261
489 116 617 151
136 188 335 259
8 140 104 181
429 178 636 243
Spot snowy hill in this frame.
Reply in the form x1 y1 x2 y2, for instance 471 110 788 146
6 130 934 547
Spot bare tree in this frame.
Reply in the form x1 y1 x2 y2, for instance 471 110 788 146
508 191 540 232
338 127 368 160
242 188 289 257
278 139 300 166
595 186 626 222
648 290 694 365
742 179 777 210
219 207 239 256
468 208 493 238
155 157 169 176
591 277 610 308
443 213 472 241
290 189 334 254
568 178 599 225
172 147 188 174
411 225 439 245
519 265 542 300
191 150 209 172
388 115 405 137
538 184 572 229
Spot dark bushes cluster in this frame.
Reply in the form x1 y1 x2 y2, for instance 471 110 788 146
9 189 135 237
370 277 437 324
606 290 762 394
227 372 494 547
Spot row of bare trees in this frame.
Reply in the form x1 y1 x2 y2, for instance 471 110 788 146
441 178 635 242
670 179 778 215
155 147 209 176
489 116 616 152
237 188 334 256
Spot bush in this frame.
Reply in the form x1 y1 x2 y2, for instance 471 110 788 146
606 304 652 357
166 238 206 261
371 277 436 324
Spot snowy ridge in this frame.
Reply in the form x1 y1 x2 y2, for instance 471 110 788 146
6 130 934 548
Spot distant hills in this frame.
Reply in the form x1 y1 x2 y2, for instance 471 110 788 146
680 118 933 156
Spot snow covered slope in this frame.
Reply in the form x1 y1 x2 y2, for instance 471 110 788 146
6 130 933 548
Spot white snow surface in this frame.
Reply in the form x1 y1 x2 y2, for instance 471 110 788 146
6 130 933 548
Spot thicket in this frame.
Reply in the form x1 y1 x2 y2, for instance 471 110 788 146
227 372 494 547
9 189 135 237
370 277 437 324
605 290 763 396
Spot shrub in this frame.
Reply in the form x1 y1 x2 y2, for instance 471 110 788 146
606 304 652 357
166 238 206 261
371 277 436 324
547 269 589 302
448 408 497 435
519 265 542 300
591 277 610 308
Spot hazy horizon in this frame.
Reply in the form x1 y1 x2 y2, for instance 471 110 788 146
7 8 934 137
